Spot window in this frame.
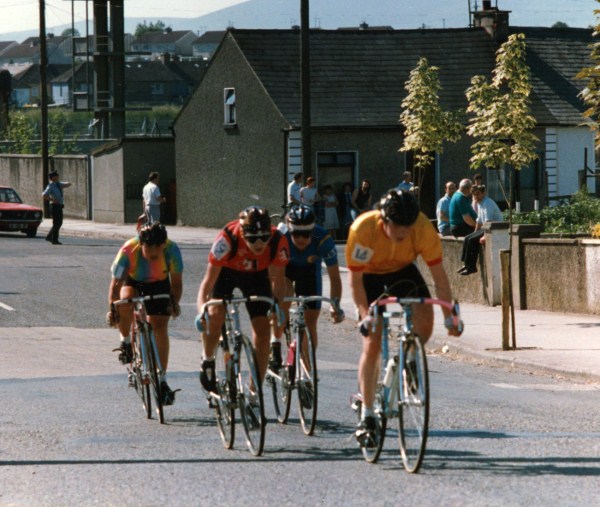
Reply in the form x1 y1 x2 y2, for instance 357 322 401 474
224 87 236 126
151 83 164 95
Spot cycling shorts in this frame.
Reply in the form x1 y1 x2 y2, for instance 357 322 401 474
363 263 430 309
212 267 272 319
285 263 322 310
124 277 172 316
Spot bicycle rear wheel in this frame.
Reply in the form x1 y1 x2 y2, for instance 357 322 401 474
144 326 164 424
354 391 387 463
237 334 266 456
267 325 292 423
398 335 429 473
297 328 318 435
214 338 235 449
131 326 152 419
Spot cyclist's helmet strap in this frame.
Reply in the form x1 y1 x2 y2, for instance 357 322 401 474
379 189 419 226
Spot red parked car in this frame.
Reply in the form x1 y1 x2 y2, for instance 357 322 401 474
0 186 43 238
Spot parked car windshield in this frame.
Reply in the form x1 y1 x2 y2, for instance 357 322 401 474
0 188 23 203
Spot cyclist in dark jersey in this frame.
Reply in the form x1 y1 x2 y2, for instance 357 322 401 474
269 205 345 371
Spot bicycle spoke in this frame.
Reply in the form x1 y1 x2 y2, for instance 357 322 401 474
398 337 429 473
354 391 386 463
237 335 266 456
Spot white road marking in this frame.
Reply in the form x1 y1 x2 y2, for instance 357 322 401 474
492 383 600 391
0 301 15 311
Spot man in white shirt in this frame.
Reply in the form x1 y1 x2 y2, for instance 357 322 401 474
287 172 303 206
458 185 503 275
142 172 166 223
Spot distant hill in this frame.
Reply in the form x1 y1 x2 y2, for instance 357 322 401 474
1 0 592 43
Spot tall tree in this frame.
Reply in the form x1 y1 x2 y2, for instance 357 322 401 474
465 32 538 350
399 57 462 196
134 20 168 37
577 0 600 147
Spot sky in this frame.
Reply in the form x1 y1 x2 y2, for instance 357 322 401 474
0 0 596 39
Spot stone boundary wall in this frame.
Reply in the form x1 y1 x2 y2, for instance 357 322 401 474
0 154 90 219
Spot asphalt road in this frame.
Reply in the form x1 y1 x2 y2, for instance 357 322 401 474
1 233 599 506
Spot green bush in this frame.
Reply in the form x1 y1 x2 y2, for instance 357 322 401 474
507 190 600 235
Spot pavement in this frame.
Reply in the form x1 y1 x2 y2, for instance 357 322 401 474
37 218 600 383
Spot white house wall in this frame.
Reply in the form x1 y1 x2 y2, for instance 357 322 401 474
547 127 596 199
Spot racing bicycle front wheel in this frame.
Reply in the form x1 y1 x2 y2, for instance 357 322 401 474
214 337 235 449
268 324 292 424
398 335 429 473
297 328 318 436
131 325 152 419
238 334 266 456
144 326 164 424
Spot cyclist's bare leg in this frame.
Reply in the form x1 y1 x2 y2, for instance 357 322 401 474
149 315 170 370
358 322 382 409
202 305 225 359
411 303 434 343
272 279 294 338
251 315 271 382
304 308 320 349
116 285 136 338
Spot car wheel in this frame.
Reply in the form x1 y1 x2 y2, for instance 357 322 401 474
25 227 37 238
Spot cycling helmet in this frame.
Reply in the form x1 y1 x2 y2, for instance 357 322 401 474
286 205 315 232
239 206 271 234
379 189 420 226
139 222 167 245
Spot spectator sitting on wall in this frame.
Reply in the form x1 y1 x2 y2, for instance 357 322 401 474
436 181 456 236
396 170 418 194
449 178 477 238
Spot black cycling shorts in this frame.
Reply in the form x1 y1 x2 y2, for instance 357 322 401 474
124 277 172 316
212 267 272 319
363 263 430 308
285 263 322 310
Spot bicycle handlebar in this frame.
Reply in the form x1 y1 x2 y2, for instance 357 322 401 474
197 295 283 331
283 295 338 307
113 293 171 306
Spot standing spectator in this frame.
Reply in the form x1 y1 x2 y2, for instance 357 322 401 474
142 172 166 223
338 182 354 240
397 171 416 193
351 179 372 221
322 184 340 239
458 185 503 275
449 179 477 237
436 181 456 236
300 176 321 212
472 172 483 214
42 170 72 245
287 172 303 206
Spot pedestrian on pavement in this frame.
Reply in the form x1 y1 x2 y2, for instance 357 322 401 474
449 178 477 237
287 172 303 207
351 179 372 221
436 181 456 236
458 185 503 275
142 172 166 223
42 170 71 245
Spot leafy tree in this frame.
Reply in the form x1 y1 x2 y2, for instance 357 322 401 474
551 21 569 29
48 110 79 155
61 28 80 37
577 0 600 147
466 33 538 176
6 112 35 154
399 57 462 197
135 20 168 37
465 33 538 350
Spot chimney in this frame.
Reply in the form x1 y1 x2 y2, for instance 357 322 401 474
473 2 510 43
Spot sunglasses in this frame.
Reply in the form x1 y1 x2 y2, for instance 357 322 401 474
291 230 311 238
244 233 271 244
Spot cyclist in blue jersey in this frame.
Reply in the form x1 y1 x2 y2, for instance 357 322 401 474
269 205 345 371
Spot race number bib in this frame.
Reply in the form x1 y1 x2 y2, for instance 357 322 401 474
211 236 231 261
350 243 374 264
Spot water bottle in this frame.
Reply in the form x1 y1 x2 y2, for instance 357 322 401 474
382 357 397 388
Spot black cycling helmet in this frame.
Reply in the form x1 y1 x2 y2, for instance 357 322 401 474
379 189 420 226
239 206 271 234
139 222 167 245
286 204 315 231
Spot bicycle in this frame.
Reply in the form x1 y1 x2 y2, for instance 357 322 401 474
351 295 462 472
266 295 337 436
113 293 171 424
198 295 276 456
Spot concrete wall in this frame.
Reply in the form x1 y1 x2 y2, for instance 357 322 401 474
0 154 89 219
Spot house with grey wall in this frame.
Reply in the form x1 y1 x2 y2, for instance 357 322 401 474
174 14 594 227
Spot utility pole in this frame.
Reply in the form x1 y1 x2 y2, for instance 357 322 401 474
300 0 312 177
39 0 50 213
